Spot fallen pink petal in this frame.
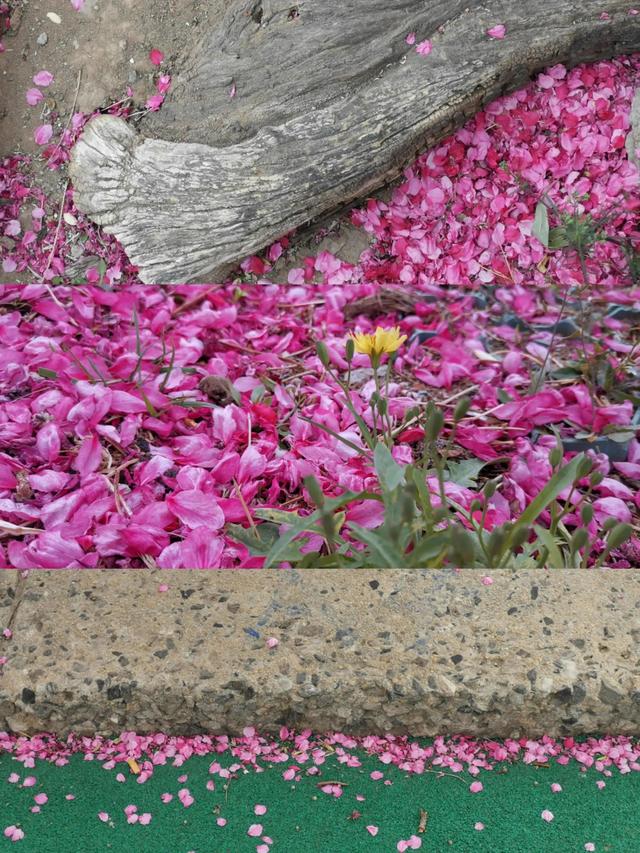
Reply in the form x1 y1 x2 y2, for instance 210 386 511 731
32 70 53 86
487 24 506 38
25 88 43 106
33 124 53 145
149 48 164 66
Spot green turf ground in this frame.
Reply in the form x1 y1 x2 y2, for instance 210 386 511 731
1 750 638 852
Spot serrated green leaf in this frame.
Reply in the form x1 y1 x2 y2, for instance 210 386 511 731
254 508 303 525
348 523 406 568
374 442 406 491
548 227 569 249
533 524 566 567
251 384 266 403
406 533 449 567
532 202 550 247
446 458 489 488
514 454 585 530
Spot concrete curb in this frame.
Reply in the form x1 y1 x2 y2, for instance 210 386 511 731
0 570 638 738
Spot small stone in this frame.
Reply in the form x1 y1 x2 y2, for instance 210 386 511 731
599 678 623 705
36 32 48 46
198 375 237 405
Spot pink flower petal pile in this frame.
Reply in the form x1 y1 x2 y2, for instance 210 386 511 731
1 38 639 567
1 728 638 779
0 278 639 567
2 728 635 847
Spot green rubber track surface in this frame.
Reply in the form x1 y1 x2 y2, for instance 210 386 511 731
1 751 639 852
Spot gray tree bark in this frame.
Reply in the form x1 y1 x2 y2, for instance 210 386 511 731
69 1 640 284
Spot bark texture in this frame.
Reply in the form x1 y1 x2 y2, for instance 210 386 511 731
70 1 640 283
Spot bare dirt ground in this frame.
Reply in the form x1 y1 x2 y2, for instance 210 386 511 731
0 0 220 278
0 0 371 284
1 0 219 156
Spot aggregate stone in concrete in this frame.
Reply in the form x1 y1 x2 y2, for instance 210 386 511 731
0 570 639 738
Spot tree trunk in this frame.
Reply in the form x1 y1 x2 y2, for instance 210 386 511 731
69 1 640 283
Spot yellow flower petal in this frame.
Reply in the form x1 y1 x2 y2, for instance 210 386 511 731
349 326 407 358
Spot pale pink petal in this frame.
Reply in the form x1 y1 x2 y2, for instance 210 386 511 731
248 824 263 837
33 70 54 86
366 825 379 836
157 74 171 95
146 94 164 111
254 805 267 816
469 781 483 793
487 24 506 39
26 88 43 106
541 810 554 822
98 812 109 822
34 124 53 145
416 40 432 56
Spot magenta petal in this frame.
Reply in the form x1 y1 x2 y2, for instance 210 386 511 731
166 490 225 530
75 434 102 478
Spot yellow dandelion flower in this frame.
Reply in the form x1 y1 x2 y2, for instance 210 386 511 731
350 326 407 359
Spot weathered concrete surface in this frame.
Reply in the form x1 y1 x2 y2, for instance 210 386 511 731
0 570 639 738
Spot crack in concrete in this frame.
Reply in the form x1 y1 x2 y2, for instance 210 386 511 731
5 571 29 632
